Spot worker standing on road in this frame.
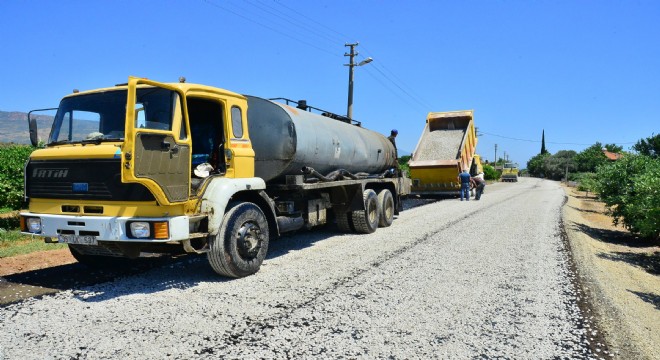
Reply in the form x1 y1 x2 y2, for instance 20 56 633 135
458 168 471 201
471 175 486 200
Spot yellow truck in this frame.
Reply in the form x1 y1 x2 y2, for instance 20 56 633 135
501 162 519 182
20 76 409 278
408 110 481 196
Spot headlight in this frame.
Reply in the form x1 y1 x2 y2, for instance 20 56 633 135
130 222 150 238
26 218 42 233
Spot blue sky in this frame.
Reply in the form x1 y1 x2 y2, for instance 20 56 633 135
2 0 658 166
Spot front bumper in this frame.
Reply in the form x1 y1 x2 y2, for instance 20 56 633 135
20 213 190 242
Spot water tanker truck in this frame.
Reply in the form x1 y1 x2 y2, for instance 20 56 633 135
21 77 410 278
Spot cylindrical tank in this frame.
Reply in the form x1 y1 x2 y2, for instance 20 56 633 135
246 96 397 182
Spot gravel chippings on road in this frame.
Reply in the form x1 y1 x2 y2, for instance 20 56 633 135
0 179 599 359
414 129 465 161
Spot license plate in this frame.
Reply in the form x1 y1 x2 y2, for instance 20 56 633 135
57 234 98 246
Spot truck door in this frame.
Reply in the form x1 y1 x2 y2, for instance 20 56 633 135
122 77 191 205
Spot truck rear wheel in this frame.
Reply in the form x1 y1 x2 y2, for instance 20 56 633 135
377 189 394 227
336 210 354 232
207 202 269 278
352 189 379 234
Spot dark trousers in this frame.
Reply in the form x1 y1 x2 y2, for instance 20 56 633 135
475 183 485 200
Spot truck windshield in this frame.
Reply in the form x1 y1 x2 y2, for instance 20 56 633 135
48 87 179 145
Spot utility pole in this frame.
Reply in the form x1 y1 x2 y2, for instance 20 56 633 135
494 144 498 166
344 43 372 120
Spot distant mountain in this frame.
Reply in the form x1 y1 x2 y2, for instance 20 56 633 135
0 110 101 145
0 111 30 144
0 110 55 145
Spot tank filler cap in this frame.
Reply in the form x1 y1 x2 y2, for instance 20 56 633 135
179 77 186 83
73 89 79 93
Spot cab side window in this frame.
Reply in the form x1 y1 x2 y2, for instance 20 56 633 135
231 106 243 138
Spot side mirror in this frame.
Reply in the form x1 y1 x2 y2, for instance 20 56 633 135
28 117 38 147
27 108 58 147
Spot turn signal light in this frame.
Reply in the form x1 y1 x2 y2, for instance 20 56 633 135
153 222 169 239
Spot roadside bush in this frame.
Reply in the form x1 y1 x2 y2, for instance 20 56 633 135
0 145 34 210
398 155 411 176
570 172 598 192
595 154 660 240
527 152 551 177
483 164 499 180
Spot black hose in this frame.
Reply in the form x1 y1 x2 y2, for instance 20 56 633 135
302 167 370 182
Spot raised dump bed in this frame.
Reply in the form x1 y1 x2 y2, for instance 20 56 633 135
408 110 480 195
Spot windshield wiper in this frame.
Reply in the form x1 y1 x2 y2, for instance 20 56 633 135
81 138 103 145
47 140 71 146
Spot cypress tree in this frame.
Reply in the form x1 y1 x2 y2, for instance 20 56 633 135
541 130 548 155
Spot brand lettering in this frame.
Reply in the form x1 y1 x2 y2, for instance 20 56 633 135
33 168 69 178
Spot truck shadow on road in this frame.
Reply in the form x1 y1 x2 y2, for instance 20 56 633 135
1 226 353 306
266 225 344 259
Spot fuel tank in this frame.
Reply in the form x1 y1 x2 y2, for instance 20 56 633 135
246 96 397 182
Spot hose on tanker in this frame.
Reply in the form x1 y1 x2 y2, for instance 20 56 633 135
378 168 398 179
301 167 370 182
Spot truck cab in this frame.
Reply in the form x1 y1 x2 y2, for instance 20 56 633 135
21 77 262 266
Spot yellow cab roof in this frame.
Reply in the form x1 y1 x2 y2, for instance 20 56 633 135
61 79 246 101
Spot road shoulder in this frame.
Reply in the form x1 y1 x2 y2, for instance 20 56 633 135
562 185 660 360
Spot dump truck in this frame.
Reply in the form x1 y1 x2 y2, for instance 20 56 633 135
501 162 519 182
20 76 410 278
408 110 481 196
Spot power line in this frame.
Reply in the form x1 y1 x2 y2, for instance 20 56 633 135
204 0 433 112
480 131 637 146
202 0 341 58
359 45 434 110
246 0 344 46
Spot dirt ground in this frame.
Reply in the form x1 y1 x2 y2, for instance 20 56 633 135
0 248 75 277
1 187 659 359
563 185 660 360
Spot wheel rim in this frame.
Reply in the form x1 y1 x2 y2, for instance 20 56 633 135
368 200 378 223
236 221 263 259
384 199 393 220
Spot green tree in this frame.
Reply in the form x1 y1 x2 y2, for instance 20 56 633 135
632 133 660 158
482 164 499 180
574 142 608 172
0 145 34 210
527 152 551 177
398 155 411 175
595 154 660 240
543 150 577 180
541 129 549 155
604 143 623 153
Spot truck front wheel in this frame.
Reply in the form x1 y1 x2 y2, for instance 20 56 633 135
352 189 379 234
208 202 270 278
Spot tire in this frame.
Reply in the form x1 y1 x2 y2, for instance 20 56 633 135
352 189 379 234
377 189 394 228
336 210 354 232
207 202 269 278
